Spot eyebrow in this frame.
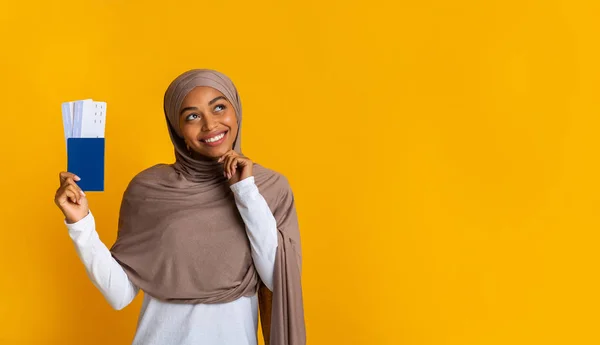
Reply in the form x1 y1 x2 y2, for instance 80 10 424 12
179 96 227 115
209 96 227 105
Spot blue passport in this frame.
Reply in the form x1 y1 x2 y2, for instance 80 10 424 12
67 138 105 191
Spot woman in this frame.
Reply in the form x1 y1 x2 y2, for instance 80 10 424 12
54 69 306 345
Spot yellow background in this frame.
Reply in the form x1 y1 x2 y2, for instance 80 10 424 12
1 0 599 344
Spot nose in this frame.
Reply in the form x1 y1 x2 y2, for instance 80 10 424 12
201 114 217 131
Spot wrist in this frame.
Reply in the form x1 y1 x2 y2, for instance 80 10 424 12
65 211 89 224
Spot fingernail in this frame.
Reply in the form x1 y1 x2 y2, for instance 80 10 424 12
74 176 81 181
80 191 86 196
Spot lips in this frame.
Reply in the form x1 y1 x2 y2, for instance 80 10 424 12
200 130 228 142
199 130 228 147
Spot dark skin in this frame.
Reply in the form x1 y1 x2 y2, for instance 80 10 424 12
179 86 253 185
55 86 253 224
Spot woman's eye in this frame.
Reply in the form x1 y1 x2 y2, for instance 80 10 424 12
186 113 200 121
214 104 226 112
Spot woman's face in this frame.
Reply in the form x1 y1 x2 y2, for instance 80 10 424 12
179 86 238 160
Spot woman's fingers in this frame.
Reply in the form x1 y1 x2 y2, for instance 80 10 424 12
225 155 235 179
66 185 82 204
62 177 85 197
57 184 83 205
219 150 236 179
59 171 80 184
56 186 77 206
229 157 239 178
221 154 228 177
66 189 78 205
217 150 234 163
218 151 250 180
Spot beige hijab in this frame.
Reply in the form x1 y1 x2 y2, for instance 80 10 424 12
109 69 306 344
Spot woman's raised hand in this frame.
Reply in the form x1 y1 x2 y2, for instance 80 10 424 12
54 172 89 224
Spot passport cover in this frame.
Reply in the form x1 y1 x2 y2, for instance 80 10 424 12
67 138 105 191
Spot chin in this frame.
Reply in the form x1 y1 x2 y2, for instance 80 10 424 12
197 145 231 159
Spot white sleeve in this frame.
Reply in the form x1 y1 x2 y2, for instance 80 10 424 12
230 176 278 291
65 211 140 310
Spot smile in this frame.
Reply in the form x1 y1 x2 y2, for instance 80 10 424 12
200 131 228 147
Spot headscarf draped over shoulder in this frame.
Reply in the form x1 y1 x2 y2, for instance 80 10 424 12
110 69 306 345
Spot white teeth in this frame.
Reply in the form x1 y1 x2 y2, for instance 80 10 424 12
205 132 225 143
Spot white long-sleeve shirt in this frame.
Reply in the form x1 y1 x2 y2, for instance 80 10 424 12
65 176 278 345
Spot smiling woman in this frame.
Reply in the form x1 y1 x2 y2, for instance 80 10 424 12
53 69 306 345
179 88 239 158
